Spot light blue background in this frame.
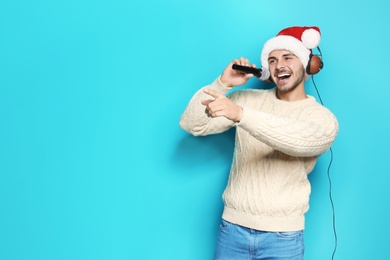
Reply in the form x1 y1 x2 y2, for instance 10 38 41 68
1 0 389 259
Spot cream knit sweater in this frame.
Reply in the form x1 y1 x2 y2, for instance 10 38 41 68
179 77 339 232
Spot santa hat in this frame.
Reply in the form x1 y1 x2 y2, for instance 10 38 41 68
261 26 321 73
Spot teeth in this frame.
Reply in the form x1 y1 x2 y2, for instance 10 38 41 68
278 73 290 78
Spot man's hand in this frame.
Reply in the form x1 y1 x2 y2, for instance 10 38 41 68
220 57 257 88
201 88 243 123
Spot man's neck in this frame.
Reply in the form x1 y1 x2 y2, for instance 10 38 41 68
276 85 307 102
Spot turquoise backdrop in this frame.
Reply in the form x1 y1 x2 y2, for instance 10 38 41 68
1 0 389 259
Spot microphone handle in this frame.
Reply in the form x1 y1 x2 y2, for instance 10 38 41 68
232 64 261 77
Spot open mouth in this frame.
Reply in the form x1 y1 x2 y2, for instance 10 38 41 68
277 73 291 80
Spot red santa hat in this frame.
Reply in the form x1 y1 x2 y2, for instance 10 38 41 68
261 26 321 74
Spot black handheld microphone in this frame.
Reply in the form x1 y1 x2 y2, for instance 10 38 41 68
232 64 270 81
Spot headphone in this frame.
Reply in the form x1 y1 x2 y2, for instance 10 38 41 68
306 47 324 75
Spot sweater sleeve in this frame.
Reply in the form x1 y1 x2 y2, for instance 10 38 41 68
179 77 236 136
236 104 339 157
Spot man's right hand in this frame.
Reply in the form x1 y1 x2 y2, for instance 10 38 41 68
220 57 257 88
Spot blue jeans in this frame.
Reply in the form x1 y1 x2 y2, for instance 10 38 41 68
214 219 305 260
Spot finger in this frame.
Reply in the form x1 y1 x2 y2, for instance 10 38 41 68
208 103 227 115
201 99 214 106
238 57 250 66
203 88 224 99
231 58 240 66
238 57 244 65
245 69 255 77
204 104 225 117
208 109 227 118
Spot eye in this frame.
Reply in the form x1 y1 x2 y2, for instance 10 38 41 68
284 55 296 61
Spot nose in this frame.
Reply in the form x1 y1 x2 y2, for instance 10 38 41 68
276 59 286 70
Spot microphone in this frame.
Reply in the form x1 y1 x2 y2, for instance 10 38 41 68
232 64 270 81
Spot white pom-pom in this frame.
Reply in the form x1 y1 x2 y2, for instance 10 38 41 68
301 28 321 49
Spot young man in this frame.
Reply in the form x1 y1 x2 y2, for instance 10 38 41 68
179 26 339 260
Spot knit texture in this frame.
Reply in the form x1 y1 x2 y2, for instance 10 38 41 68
180 77 339 232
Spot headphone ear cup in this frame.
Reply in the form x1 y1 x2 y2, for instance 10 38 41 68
306 54 324 75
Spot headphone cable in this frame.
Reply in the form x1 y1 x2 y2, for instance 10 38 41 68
311 75 338 260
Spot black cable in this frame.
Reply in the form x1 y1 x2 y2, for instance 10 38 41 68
311 75 338 260
328 147 338 260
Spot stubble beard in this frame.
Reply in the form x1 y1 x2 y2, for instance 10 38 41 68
276 67 305 93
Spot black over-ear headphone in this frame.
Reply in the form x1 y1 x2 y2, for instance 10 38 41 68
306 47 324 75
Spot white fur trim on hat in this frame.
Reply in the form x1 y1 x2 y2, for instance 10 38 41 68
261 35 311 70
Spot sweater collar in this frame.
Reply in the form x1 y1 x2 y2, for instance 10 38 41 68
269 87 317 106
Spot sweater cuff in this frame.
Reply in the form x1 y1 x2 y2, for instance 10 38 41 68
208 76 233 95
234 106 253 126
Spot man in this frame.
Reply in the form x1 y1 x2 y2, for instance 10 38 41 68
179 26 339 260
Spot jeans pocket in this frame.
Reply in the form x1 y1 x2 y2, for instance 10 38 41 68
276 230 303 239
219 219 232 230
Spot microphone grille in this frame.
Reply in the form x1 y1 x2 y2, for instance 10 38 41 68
259 68 270 81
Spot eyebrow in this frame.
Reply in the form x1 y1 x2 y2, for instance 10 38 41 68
268 53 296 61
